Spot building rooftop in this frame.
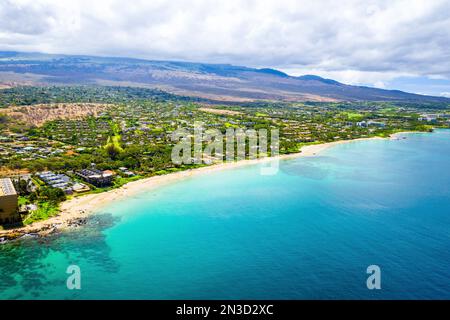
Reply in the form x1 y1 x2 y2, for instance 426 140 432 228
0 178 17 196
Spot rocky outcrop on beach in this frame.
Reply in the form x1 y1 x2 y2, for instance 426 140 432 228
0 217 89 243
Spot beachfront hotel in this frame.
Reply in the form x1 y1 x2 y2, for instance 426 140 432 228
0 178 19 225
76 168 114 187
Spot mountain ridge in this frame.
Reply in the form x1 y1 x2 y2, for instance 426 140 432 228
0 51 448 103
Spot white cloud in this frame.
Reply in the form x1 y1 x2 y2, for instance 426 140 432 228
277 67 418 87
0 0 450 87
373 81 386 89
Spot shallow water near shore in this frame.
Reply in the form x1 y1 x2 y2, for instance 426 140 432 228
1 130 450 299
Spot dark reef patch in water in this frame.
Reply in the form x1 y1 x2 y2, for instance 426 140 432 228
0 212 121 299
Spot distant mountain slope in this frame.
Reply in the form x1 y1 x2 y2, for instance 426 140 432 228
0 51 448 103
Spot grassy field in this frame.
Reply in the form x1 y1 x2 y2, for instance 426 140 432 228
22 201 59 225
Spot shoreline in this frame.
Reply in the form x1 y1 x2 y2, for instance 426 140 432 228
0 133 410 241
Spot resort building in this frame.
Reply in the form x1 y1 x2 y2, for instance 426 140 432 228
0 178 19 225
37 171 74 194
76 168 114 187
357 120 386 128
419 114 439 123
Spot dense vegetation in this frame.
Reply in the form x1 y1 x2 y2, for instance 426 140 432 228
0 86 203 108
1 86 448 174
1 85 449 225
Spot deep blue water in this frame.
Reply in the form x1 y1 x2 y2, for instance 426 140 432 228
1 130 450 299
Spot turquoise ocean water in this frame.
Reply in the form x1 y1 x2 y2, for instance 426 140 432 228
1 130 450 299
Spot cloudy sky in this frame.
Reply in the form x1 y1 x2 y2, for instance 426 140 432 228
0 0 449 96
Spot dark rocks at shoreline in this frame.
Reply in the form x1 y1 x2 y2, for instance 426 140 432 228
67 218 88 228
0 217 90 243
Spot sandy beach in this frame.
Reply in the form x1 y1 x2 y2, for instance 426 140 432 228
0 135 391 240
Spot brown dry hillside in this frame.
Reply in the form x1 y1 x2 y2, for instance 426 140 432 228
4 103 112 127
